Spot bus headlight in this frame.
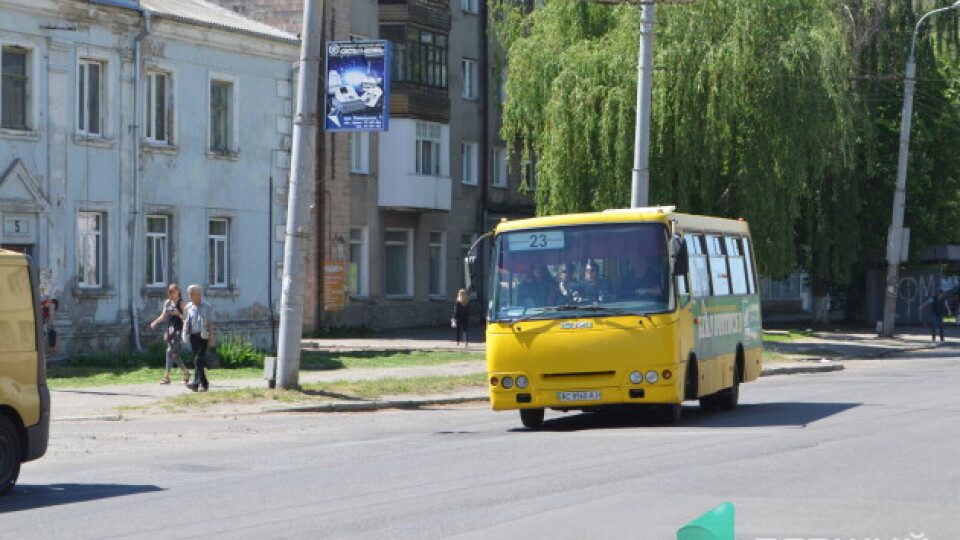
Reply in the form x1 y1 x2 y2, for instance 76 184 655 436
629 371 644 384
502 377 515 389
516 376 529 389
645 370 659 384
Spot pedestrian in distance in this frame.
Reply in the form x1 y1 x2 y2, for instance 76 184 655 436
183 284 215 392
149 283 190 385
452 288 470 346
918 289 951 342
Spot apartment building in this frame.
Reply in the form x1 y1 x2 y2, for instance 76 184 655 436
0 0 298 353
211 0 536 332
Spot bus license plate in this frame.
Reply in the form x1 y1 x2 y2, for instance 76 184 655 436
557 391 601 402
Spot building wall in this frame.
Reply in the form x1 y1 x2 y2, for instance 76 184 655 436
0 0 298 354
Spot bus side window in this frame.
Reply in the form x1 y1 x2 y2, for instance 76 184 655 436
742 237 757 294
707 235 731 296
685 234 710 298
726 236 749 295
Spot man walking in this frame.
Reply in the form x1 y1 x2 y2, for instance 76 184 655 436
918 289 951 342
184 284 215 391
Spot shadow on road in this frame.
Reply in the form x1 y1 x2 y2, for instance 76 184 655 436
1 483 165 513
513 401 860 432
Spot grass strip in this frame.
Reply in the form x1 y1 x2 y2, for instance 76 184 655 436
163 373 488 409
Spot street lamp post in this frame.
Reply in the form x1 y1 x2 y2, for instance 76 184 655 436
881 1 960 337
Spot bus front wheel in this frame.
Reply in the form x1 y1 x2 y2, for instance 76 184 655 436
519 408 545 429
0 415 22 496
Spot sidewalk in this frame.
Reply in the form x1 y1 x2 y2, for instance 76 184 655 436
49 325 950 421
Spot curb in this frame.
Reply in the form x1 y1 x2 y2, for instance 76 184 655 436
263 395 489 414
760 364 844 376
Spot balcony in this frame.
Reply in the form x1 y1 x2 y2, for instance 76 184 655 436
378 119 451 211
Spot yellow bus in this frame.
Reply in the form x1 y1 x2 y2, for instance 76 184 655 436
476 206 762 428
0 249 50 494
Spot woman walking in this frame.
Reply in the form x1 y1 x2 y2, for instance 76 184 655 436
149 283 190 384
452 289 470 346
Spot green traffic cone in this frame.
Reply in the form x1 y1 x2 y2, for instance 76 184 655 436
676 502 735 540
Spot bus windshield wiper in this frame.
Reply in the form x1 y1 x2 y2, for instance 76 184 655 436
512 304 630 324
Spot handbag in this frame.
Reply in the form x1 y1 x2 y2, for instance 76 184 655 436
205 347 221 369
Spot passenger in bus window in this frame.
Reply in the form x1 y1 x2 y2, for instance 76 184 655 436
557 265 580 304
619 256 666 299
574 262 608 304
517 265 555 308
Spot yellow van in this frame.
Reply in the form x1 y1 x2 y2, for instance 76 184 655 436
0 249 50 494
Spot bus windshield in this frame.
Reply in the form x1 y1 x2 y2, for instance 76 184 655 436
489 222 672 322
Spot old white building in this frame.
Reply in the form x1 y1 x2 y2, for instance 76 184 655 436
0 0 299 353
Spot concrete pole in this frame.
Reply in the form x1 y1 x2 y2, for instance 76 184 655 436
277 0 324 388
881 2 960 337
630 0 655 208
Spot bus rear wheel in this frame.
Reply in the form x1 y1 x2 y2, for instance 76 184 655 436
519 408 545 429
716 364 741 410
0 415 22 496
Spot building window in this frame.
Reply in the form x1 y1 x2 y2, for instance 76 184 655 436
1 46 29 130
210 79 234 153
350 131 370 174
491 148 507 188
208 218 229 287
522 160 537 192
429 231 445 297
146 71 171 144
462 0 479 13
78 212 104 288
461 58 477 100
78 59 104 136
385 229 412 296
383 26 448 89
461 141 478 185
146 215 169 287
416 122 442 176
460 233 473 287
348 227 368 297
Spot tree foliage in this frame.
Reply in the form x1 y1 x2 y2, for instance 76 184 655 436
493 0 960 285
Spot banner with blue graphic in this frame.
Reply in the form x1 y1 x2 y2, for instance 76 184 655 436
324 40 391 132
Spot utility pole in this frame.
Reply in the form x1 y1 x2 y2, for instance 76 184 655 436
277 0 324 389
881 1 960 337
630 0 655 208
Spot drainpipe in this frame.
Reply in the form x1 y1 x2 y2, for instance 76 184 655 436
130 9 152 352
477 0 490 312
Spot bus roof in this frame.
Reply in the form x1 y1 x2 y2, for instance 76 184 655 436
495 207 750 235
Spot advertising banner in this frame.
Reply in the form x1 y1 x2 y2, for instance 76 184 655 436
324 40 391 132
324 261 347 311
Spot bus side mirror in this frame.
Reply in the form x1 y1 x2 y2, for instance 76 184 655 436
672 238 689 276
465 253 478 292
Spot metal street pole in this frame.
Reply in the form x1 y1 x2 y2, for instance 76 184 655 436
881 1 960 337
277 0 324 388
630 0 655 208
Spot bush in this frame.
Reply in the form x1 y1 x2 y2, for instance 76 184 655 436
215 333 264 368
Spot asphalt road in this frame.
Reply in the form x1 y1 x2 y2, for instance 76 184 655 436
4 348 959 540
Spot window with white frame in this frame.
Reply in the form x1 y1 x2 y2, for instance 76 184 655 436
208 218 230 287
350 131 370 174
461 141 478 185
461 0 479 13
209 79 234 153
491 147 507 187
78 211 104 288
460 233 473 286
146 215 169 287
461 58 477 100
348 227 368 297
523 159 537 191
384 229 412 296
146 71 171 144
1 46 30 131
415 122 442 176
429 231 445 297
78 59 104 136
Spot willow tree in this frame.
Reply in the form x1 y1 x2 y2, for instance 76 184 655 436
494 0 864 279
